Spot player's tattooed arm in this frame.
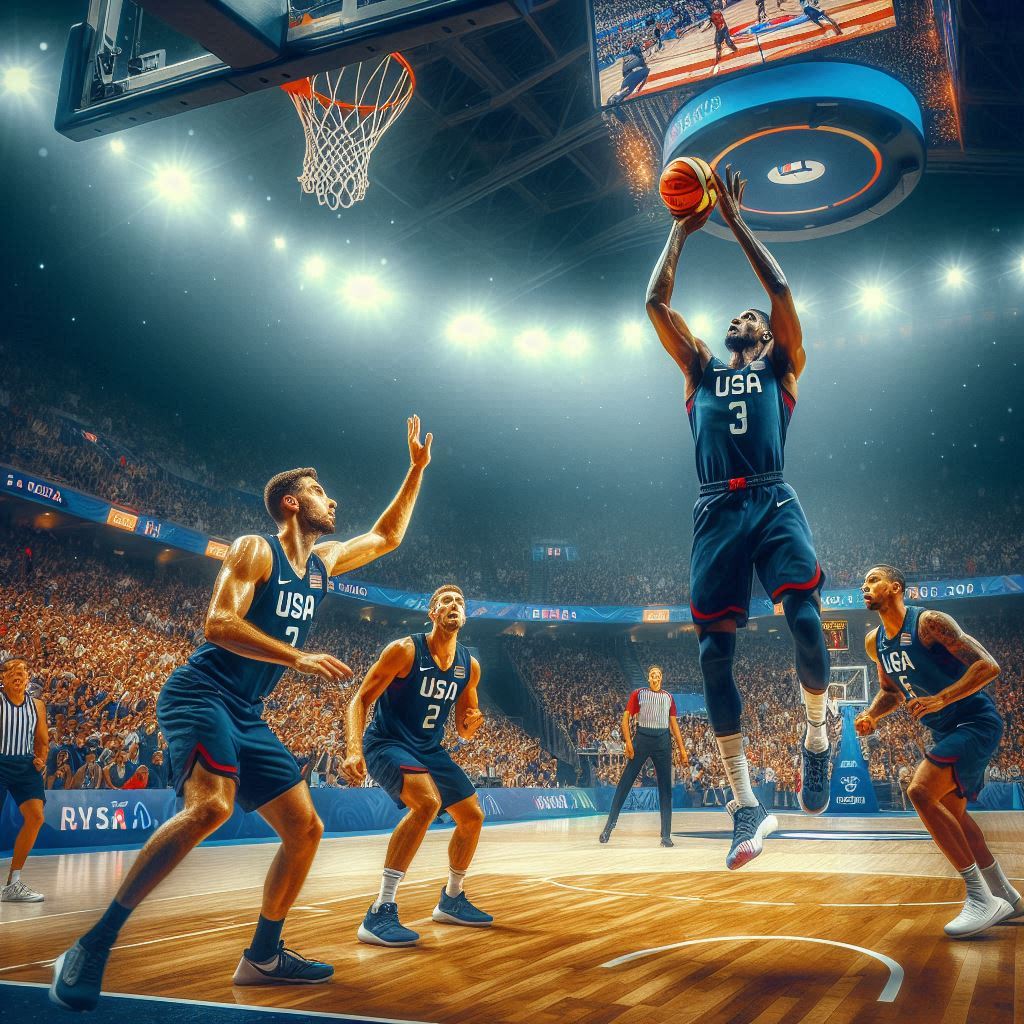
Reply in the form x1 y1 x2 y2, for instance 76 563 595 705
315 415 432 576
455 658 484 741
855 628 905 735
713 164 805 379
908 611 1000 720
205 535 353 682
342 639 415 783
646 217 714 392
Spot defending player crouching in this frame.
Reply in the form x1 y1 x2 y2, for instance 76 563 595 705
344 584 492 946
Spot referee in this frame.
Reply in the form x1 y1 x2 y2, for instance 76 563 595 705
600 666 689 847
0 658 48 902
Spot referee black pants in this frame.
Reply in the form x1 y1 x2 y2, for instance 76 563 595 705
605 728 673 838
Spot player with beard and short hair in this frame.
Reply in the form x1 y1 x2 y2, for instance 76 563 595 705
646 165 831 872
52 417 433 1012
343 584 491 946
859 565 1020 937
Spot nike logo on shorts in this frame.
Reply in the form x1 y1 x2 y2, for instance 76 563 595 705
776 496 796 508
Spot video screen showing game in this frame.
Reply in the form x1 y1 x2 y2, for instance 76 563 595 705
591 0 897 110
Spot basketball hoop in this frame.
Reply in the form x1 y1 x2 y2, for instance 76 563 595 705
282 53 415 210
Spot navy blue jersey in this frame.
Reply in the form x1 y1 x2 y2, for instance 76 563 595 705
874 605 999 734
187 534 329 705
366 633 472 754
686 351 795 485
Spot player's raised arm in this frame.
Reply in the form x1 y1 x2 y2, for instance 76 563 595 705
204 535 353 681
856 628 907 735
645 212 715 392
454 658 484 741
315 416 432 577
908 611 1001 721
714 165 805 378
342 639 415 784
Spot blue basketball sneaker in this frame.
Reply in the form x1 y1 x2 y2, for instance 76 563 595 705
357 903 420 947
725 799 777 871
50 939 110 1012
232 942 333 985
798 731 831 815
431 886 493 927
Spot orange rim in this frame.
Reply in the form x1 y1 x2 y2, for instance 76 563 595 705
281 53 416 117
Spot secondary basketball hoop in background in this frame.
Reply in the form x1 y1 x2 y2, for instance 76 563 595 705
281 53 415 210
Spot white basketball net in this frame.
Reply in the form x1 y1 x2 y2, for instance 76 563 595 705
283 54 414 210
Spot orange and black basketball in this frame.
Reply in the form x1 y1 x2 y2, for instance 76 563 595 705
659 156 718 219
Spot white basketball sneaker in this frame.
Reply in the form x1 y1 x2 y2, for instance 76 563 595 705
1 878 45 902
943 895 1014 939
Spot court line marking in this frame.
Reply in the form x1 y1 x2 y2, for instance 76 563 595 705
540 876 960 908
0 979 438 1023
600 934 904 1003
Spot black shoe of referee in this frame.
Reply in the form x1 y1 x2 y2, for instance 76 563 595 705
599 826 612 844
661 836 674 848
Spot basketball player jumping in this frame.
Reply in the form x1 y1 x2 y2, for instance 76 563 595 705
646 165 831 871
343 584 491 946
859 565 1020 937
608 39 652 123
802 0 842 36
52 417 433 1011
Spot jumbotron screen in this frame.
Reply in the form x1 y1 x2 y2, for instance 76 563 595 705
591 0 897 110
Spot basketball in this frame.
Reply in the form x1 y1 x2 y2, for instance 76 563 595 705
659 156 718 218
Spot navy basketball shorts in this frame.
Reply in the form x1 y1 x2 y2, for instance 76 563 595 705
157 666 302 813
621 67 650 93
714 26 732 45
364 736 476 811
0 755 45 807
690 482 824 628
926 713 1003 801
803 6 826 21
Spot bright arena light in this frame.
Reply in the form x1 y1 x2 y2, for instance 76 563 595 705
3 67 31 95
340 273 391 311
273 236 286 251
109 138 126 156
514 328 551 360
944 265 966 288
446 312 495 349
691 313 714 336
1017 255 1024 276
230 211 247 229
151 165 196 204
621 321 646 350
561 329 590 359
303 255 327 280
859 285 887 313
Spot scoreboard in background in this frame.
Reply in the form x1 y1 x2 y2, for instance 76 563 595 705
822 619 849 652
532 544 579 562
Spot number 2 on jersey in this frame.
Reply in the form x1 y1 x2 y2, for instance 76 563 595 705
729 400 747 435
422 704 440 729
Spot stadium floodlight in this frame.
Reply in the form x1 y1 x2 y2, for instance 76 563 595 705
151 164 195 204
691 313 714 336
858 284 887 314
109 138 126 156
3 67 30 95
514 328 550 360
303 254 327 280
273 236 286 251
340 273 391 311
621 321 646 350
230 211 247 229
446 312 495 349
944 265 966 288
561 329 590 359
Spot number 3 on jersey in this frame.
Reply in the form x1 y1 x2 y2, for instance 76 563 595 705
422 704 440 729
729 400 747 435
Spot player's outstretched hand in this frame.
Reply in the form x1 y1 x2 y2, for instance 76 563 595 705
408 414 432 470
295 652 354 682
677 202 714 236
853 711 876 736
342 752 367 786
907 695 945 721
714 163 747 226
461 708 484 739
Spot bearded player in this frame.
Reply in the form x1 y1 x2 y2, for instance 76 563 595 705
859 565 1020 937
646 165 830 871
343 584 491 946
52 417 432 1011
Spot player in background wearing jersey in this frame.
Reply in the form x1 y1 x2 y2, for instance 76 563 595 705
801 0 842 36
608 40 652 123
709 8 738 75
859 565 1019 937
646 165 831 872
343 584 490 946
52 417 432 1011
0 658 48 903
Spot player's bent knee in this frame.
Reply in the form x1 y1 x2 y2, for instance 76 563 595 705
21 802 44 828
906 782 931 808
193 796 234 832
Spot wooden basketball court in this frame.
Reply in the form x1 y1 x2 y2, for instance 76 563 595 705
2 811 1022 1023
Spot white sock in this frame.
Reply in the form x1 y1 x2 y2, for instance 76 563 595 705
802 689 828 753
959 863 991 904
8 870 20 885
716 733 758 807
372 868 404 912
981 861 1020 905
445 867 466 899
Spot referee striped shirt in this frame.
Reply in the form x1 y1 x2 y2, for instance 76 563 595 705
626 688 677 731
0 690 38 757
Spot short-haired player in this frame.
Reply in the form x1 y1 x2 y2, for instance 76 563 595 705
859 565 1020 937
343 584 491 945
